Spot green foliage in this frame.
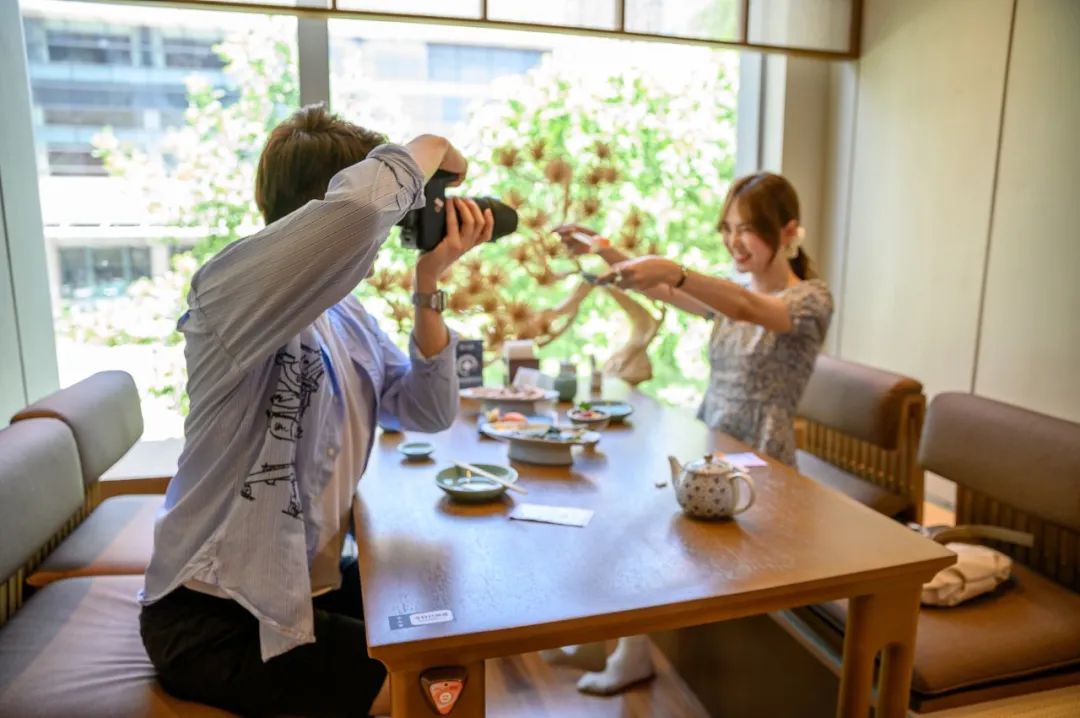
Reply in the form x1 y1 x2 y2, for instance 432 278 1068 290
355 61 738 402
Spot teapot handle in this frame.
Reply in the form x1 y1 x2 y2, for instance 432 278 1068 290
731 473 756 515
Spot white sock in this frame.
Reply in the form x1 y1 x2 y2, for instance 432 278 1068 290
576 635 655 695
540 642 609 671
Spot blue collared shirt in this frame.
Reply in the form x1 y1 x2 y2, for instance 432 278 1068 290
141 144 459 660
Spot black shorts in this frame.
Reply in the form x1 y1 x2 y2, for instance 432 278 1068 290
139 558 386 717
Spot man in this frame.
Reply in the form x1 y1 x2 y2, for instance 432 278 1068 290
139 104 494 716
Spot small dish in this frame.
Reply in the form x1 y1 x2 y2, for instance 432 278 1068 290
583 400 633 423
398 441 435 461
567 407 611 431
435 463 519 502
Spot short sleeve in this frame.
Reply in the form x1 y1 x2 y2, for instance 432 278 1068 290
782 279 834 343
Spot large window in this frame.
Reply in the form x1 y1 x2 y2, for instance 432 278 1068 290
426 44 543 83
20 1 740 439
330 19 738 408
22 0 299 439
46 30 133 64
58 246 153 299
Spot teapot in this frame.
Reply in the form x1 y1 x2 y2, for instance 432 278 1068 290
667 454 756 520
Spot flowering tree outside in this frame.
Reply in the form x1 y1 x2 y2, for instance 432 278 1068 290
73 19 737 428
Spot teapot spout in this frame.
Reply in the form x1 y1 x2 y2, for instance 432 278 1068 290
667 456 682 489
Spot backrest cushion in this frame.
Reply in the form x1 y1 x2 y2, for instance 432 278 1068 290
12 371 143 487
0 419 84 579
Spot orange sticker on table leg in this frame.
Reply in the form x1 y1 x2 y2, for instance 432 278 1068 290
428 680 462 715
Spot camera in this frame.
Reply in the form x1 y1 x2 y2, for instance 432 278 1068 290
399 169 518 251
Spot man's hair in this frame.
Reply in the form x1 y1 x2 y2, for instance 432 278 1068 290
255 104 386 224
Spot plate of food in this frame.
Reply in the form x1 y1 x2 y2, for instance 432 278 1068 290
477 408 552 434
580 399 633 423
460 385 560 412
435 463 519 503
479 422 600 466
567 405 611 430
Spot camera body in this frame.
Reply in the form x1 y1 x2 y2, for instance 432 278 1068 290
399 169 519 251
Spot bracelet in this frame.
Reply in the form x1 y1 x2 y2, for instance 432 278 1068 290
673 264 689 289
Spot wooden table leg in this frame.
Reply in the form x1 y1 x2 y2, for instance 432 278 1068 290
837 581 921 718
390 660 485 717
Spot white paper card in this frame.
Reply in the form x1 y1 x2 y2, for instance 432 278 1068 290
512 367 553 390
719 451 768 468
509 503 594 527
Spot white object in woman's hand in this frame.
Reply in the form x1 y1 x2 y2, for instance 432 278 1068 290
552 224 601 256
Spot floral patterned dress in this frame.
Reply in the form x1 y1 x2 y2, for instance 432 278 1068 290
697 279 834 466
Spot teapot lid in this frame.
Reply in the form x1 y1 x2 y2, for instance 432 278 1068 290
683 453 736 476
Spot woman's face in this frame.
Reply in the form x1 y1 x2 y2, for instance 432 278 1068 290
721 201 774 275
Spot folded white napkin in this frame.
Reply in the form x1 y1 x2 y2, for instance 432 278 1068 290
921 542 1012 607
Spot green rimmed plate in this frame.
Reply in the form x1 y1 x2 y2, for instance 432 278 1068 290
435 464 519 502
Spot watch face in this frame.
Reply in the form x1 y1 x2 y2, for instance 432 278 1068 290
414 291 445 310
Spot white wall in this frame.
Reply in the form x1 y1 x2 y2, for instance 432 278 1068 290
817 0 1080 505
973 0 1080 421
837 0 1013 399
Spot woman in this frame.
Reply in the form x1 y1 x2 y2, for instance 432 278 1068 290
546 172 834 694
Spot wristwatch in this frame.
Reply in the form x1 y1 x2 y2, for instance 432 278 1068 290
412 290 447 313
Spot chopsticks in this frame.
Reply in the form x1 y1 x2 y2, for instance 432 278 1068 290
454 461 528 495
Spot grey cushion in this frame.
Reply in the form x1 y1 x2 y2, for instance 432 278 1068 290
12 371 144 488
0 419 83 580
797 354 923 449
796 450 913 520
0 575 236 717
921 393 1080 532
27 494 161 588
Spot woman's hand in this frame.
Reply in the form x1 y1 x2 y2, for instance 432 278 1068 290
552 224 602 256
416 198 493 289
602 256 682 290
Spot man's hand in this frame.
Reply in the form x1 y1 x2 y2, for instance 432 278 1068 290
441 144 468 187
405 135 467 185
415 198 494 291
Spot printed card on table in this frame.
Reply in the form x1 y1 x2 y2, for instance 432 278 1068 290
509 503 594 528
716 451 769 468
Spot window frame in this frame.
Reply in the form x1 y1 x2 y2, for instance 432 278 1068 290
84 0 863 60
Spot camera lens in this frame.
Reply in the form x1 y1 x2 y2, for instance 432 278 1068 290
473 197 518 240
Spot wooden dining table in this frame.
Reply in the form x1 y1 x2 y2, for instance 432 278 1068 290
353 385 955 717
